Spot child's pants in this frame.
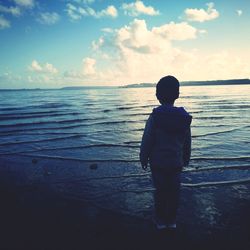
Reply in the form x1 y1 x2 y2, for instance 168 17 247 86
151 168 181 224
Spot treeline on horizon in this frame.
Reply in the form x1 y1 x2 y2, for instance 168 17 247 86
121 78 250 88
0 78 250 91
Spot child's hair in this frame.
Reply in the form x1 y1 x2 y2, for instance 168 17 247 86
156 75 180 104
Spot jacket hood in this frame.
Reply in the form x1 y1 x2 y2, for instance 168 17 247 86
152 105 192 132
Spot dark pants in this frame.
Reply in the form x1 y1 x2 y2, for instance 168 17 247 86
151 168 181 224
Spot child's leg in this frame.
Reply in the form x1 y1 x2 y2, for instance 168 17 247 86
151 168 181 225
151 168 168 223
164 172 181 224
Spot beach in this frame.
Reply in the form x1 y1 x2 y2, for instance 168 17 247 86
0 85 250 249
1 155 250 250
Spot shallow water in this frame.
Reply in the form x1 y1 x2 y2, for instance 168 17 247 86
0 85 250 219
1 85 249 161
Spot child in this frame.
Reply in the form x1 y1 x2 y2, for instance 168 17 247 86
140 75 192 230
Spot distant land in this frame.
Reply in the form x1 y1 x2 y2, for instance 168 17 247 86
0 86 115 91
0 79 250 91
120 78 250 88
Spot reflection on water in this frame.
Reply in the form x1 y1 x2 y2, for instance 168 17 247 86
0 84 250 218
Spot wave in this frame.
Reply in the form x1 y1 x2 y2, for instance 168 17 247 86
22 175 250 191
183 164 250 172
116 178 250 193
0 113 81 121
0 103 72 112
0 123 133 134
0 116 108 128
13 143 138 153
191 156 250 161
195 116 228 120
37 103 72 108
192 126 246 138
33 164 250 184
0 134 84 146
0 144 139 156
15 153 139 162
11 152 250 163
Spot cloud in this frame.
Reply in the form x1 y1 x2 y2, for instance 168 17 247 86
121 0 160 16
193 50 250 80
66 3 81 20
184 2 219 22
0 15 10 29
72 0 95 4
66 3 118 20
37 12 60 25
13 0 34 8
93 19 199 53
81 18 250 84
236 10 242 16
152 21 198 41
83 57 96 75
29 60 58 74
85 19 205 83
0 5 21 16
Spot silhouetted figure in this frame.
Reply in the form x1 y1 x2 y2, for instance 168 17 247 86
140 75 192 230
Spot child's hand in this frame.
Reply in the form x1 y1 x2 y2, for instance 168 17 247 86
140 161 148 171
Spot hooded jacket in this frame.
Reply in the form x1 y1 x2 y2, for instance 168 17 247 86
140 105 192 172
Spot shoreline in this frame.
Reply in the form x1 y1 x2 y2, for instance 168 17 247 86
1 157 250 250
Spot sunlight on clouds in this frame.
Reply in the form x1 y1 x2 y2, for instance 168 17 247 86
0 15 10 29
29 60 58 74
184 2 219 22
82 57 96 75
82 18 250 84
83 19 201 83
152 22 198 41
122 0 160 17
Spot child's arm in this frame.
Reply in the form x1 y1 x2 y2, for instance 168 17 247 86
140 114 154 170
183 127 191 166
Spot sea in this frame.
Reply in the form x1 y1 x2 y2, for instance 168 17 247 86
0 84 250 221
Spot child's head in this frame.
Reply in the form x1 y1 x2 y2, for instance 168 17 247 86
156 75 180 104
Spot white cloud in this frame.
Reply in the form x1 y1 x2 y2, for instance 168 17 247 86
0 5 21 16
184 2 219 22
72 0 95 4
29 60 58 74
152 21 198 41
236 10 242 16
13 0 34 8
192 50 250 80
0 71 22 83
30 60 42 71
83 19 205 83
83 57 96 75
122 0 159 16
100 5 118 18
45 63 58 74
37 12 60 25
66 3 81 20
0 15 10 29
78 18 250 84
66 3 118 20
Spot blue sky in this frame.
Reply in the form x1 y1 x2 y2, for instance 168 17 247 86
0 0 249 88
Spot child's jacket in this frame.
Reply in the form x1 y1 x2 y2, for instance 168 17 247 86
140 105 192 172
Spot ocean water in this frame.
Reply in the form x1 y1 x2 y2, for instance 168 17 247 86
0 85 250 219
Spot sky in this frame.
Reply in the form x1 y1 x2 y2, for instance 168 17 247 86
0 0 250 88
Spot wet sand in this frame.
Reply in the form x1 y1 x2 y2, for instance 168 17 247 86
0 157 250 250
